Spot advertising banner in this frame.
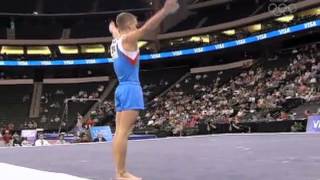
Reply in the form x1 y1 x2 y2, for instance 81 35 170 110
306 115 320 133
21 129 38 144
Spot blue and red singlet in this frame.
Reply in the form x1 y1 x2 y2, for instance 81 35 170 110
110 38 145 112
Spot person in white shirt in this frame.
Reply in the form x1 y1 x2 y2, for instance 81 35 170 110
55 133 69 145
34 133 50 146
21 137 31 147
0 133 4 147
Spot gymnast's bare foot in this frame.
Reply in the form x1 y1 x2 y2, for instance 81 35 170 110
115 171 142 180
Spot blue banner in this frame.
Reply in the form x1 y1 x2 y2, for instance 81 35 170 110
306 115 320 133
89 126 113 142
0 19 319 67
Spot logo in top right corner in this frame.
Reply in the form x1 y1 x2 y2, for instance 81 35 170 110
268 0 298 17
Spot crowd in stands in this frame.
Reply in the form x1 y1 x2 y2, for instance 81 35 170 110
139 43 320 135
69 100 115 143
0 130 70 147
0 123 42 147
0 126 108 147
0 81 110 147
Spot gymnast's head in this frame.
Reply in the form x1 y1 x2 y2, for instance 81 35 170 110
116 12 138 34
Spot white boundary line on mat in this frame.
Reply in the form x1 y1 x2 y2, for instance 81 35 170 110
130 132 320 142
0 163 90 180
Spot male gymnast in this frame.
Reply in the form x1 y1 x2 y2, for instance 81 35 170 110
109 0 180 179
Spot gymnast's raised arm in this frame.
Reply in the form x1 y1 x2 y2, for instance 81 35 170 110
124 0 179 44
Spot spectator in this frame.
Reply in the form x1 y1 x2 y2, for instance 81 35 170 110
2 130 12 146
12 133 22 147
86 118 95 128
32 120 38 129
7 123 15 133
54 115 61 123
79 133 91 143
206 120 216 134
304 110 312 118
40 115 48 123
27 121 34 129
278 111 289 121
21 137 31 147
93 133 106 142
55 133 68 145
34 133 50 146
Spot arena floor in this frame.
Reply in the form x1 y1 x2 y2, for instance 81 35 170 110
0 133 320 180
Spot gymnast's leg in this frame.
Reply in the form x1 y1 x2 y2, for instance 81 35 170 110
112 110 140 180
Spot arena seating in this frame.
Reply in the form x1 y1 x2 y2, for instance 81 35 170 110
139 43 320 135
141 67 189 102
1 43 319 136
39 81 109 131
0 85 33 128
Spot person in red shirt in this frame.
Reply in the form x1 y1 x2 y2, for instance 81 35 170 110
2 130 12 146
86 118 95 128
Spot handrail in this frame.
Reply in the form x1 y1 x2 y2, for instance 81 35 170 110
0 76 110 85
0 8 151 17
188 0 232 10
0 79 33 85
43 76 109 84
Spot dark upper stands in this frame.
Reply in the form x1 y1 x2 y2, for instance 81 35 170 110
0 85 33 128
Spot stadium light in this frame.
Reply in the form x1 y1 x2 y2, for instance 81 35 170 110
0 46 24 55
27 46 51 55
138 41 148 48
58 45 79 54
189 35 210 43
310 7 320 15
81 44 105 54
247 24 262 33
222 29 236 36
276 15 294 23
297 7 320 17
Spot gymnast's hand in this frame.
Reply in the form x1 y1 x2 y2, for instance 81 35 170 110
163 0 180 15
109 21 120 38
109 21 117 33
